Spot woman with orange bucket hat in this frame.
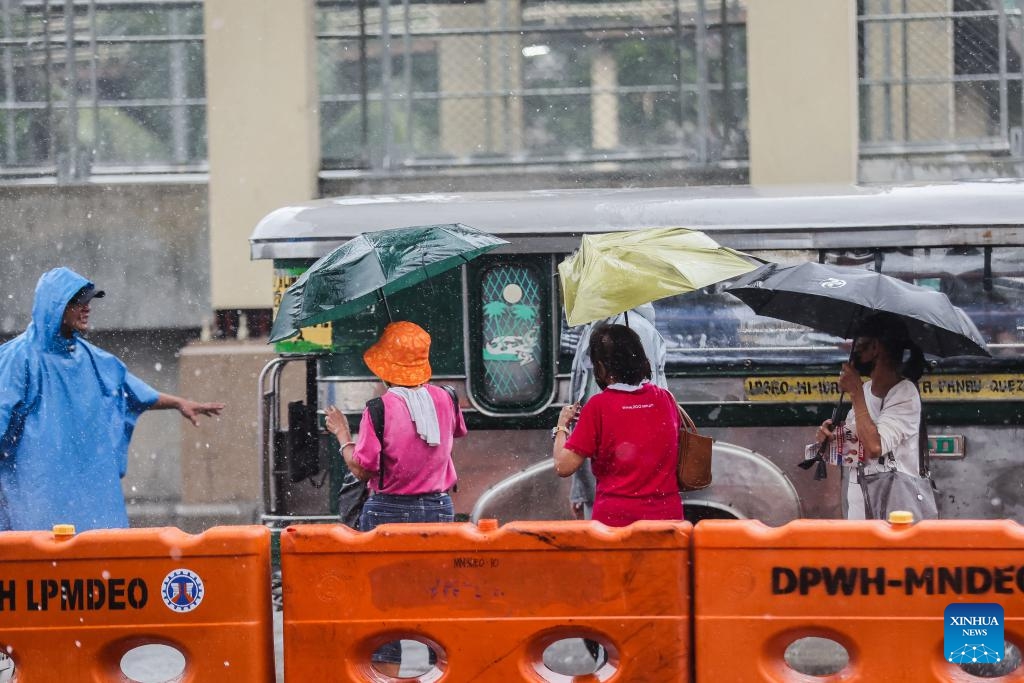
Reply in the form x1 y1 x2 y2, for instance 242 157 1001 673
325 321 467 673
325 321 467 526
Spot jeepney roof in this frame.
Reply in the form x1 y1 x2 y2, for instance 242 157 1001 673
249 180 1024 260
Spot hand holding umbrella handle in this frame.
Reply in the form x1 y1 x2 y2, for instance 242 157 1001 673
797 391 847 480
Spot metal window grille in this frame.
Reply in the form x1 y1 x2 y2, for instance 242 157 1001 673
316 0 749 172
859 0 1024 155
0 0 206 181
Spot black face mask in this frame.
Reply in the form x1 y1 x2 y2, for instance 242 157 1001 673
853 356 875 376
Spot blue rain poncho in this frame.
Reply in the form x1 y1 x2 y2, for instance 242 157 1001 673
0 267 159 531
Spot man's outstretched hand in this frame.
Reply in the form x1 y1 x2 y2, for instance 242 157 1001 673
154 393 225 426
178 399 225 427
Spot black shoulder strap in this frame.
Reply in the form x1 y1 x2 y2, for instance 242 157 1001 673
916 387 931 478
366 397 386 490
441 384 459 411
366 397 385 444
440 384 461 493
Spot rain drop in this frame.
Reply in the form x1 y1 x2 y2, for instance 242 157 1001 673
74 640 81 648
102 570 111 580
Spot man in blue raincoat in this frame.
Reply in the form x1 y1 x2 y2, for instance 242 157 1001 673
0 267 224 532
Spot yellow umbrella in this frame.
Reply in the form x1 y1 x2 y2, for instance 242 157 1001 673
559 227 758 327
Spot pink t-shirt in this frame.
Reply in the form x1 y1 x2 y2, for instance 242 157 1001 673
564 383 682 526
352 384 468 495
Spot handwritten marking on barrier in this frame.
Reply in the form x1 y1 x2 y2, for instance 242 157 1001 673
453 557 500 569
0 577 148 611
772 566 1024 596
428 578 505 601
370 556 603 610
746 374 1024 402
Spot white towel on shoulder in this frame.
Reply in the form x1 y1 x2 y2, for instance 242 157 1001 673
388 386 441 446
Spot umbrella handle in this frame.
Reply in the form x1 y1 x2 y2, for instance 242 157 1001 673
799 345 855 480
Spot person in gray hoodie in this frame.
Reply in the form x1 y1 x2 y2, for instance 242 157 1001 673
567 303 668 519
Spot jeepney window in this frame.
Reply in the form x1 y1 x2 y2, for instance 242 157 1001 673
987 248 1024 357
829 247 1024 359
469 257 554 412
655 249 847 365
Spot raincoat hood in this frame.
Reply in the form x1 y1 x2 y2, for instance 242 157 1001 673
28 267 96 354
631 303 657 327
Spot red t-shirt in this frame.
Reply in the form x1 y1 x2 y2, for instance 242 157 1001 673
564 383 682 526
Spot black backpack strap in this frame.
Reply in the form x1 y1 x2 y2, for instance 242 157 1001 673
439 384 460 493
441 384 459 411
366 397 386 490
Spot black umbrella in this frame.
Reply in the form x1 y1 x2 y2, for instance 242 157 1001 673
726 261 990 358
726 261 990 479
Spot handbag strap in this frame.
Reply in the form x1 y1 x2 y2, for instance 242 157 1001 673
860 385 931 478
676 402 698 434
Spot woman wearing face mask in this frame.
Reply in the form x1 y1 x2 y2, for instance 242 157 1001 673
551 323 682 527
814 313 928 519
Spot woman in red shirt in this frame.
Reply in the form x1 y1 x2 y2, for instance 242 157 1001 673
552 323 682 526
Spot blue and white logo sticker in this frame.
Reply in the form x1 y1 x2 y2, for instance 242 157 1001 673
945 603 1004 664
161 568 205 613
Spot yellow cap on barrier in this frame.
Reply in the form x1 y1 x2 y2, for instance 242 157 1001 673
887 510 914 525
477 518 498 532
52 524 76 538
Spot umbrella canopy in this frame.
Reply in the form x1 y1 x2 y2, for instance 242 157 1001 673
726 261 990 357
558 227 759 327
270 223 507 342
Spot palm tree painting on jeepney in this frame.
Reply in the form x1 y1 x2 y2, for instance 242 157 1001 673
483 285 539 366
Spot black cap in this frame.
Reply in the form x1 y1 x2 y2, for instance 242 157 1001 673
69 285 106 306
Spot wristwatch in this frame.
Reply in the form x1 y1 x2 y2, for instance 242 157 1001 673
551 425 570 441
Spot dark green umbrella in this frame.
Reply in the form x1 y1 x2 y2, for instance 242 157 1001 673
270 223 507 343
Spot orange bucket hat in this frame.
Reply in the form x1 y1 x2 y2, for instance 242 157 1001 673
363 321 433 387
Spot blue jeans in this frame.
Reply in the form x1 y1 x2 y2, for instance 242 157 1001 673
360 492 454 665
359 492 455 529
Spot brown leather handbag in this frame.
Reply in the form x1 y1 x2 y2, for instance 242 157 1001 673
677 403 713 491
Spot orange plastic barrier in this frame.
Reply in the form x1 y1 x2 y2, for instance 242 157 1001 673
693 519 1024 682
0 525 274 682
281 520 691 682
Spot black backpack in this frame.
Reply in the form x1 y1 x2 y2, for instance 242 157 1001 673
337 386 460 529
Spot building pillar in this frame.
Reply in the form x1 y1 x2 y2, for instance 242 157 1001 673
439 0 522 157
204 0 320 311
591 46 620 150
747 0 858 184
